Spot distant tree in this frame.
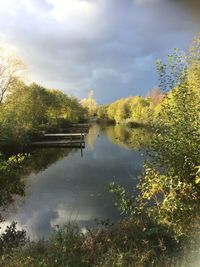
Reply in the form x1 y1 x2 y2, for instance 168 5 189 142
0 47 26 103
80 90 97 117
97 104 109 120
148 87 164 105
106 96 155 125
130 97 152 124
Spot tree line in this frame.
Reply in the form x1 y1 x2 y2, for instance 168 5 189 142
0 48 87 148
96 87 164 126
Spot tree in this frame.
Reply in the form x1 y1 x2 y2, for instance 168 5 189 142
96 104 109 120
0 47 25 103
0 80 88 147
109 37 200 237
80 90 97 117
156 48 187 92
188 35 200 93
130 97 152 124
148 87 164 105
139 83 200 235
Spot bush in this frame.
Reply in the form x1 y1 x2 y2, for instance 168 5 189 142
0 219 183 267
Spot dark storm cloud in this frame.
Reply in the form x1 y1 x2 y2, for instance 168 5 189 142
0 0 197 103
176 0 200 22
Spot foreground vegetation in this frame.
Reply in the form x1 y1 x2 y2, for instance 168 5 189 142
0 218 195 267
0 35 200 266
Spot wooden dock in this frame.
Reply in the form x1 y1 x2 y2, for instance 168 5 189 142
31 124 90 148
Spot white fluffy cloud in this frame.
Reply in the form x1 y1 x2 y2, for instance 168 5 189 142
47 0 95 22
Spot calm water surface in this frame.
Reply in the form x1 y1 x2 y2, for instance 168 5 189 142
3 124 145 239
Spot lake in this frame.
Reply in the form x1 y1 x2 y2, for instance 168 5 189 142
1 124 147 239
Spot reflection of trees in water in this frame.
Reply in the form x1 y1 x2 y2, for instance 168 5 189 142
0 174 25 222
106 125 150 150
86 123 150 150
86 124 101 149
0 154 26 222
23 148 74 175
0 148 74 221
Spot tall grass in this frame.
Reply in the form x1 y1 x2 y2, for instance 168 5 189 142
1 216 198 267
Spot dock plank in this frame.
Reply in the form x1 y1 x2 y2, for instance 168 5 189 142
32 140 85 148
44 133 86 137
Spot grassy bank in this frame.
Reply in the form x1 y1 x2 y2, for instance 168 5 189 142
1 217 199 267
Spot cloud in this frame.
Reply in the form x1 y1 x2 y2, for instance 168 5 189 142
47 0 95 22
0 0 197 103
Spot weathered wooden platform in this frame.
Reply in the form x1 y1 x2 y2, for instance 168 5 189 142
31 140 85 148
31 124 90 148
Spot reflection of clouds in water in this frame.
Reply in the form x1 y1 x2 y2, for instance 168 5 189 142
2 196 100 239
2 208 58 239
51 203 97 227
23 209 58 238
3 125 143 239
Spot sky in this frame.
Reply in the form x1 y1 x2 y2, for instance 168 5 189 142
0 0 198 103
